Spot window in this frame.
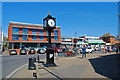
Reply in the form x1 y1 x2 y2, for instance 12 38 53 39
39 36 43 41
32 36 37 40
39 29 43 35
22 28 28 34
22 35 27 40
32 29 37 34
54 30 58 35
12 35 19 40
12 27 19 33
54 36 58 41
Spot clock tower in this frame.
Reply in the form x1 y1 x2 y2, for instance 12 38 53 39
43 12 57 67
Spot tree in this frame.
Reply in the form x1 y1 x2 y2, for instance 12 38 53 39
3 36 8 49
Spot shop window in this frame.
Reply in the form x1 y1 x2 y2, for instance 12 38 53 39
39 29 43 35
12 35 19 40
14 43 20 49
32 29 37 34
32 35 37 40
12 27 19 33
54 30 58 35
22 28 28 34
54 36 58 41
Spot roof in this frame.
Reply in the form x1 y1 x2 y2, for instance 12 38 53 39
79 36 99 39
9 21 61 28
100 33 114 38
62 37 73 39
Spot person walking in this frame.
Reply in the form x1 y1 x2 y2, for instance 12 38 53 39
82 46 86 59
116 46 118 53
104 48 107 54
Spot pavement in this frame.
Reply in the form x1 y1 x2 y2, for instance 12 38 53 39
10 52 120 79
2 53 46 78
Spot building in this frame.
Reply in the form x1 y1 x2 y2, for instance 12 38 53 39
80 36 105 48
61 37 74 48
8 21 61 54
100 33 115 46
61 37 87 48
73 37 87 48
100 33 120 46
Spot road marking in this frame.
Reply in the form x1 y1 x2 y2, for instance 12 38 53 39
5 63 28 79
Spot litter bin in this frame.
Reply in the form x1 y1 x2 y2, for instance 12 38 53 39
28 57 36 70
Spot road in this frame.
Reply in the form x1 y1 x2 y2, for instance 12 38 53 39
2 54 46 78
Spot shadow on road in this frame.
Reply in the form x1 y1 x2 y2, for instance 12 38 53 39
89 53 120 79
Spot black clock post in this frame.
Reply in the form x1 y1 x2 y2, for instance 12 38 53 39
43 12 57 67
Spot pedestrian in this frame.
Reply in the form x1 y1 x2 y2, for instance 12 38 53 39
104 48 107 54
119 45 120 53
82 46 86 59
116 46 118 53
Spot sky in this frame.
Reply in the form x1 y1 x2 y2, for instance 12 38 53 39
2 2 119 37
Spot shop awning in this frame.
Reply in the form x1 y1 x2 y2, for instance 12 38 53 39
76 43 88 45
89 41 105 44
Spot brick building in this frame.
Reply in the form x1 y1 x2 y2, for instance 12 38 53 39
8 21 61 54
100 33 120 45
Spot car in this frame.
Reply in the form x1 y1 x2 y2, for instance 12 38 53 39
86 47 94 53
20 49 27 55
9 50 17 55
95 47 100 51
29 48 36 54
53 47 62 53
37 47 46 54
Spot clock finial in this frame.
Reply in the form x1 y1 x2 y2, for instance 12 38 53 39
48 11 50 15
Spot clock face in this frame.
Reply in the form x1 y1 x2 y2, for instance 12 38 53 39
48 19 55 27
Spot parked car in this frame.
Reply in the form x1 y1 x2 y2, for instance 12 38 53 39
9 50 17 55
20 49 27 55
53 47 62 53
37 47 46 54
29 48 36 54
86 47 94 53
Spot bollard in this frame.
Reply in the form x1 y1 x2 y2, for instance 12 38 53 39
28 57 36 70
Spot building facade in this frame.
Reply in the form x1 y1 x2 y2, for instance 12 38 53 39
8 21 61 53
80 36 105 49
61 37 74 48
100 33 120 46
100 33 115 45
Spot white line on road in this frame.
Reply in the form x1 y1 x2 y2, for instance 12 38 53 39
5 63 28 79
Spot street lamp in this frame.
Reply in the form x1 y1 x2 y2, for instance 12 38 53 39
43 12 57 67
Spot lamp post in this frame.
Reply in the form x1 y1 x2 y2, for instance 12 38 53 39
43 12 57 67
